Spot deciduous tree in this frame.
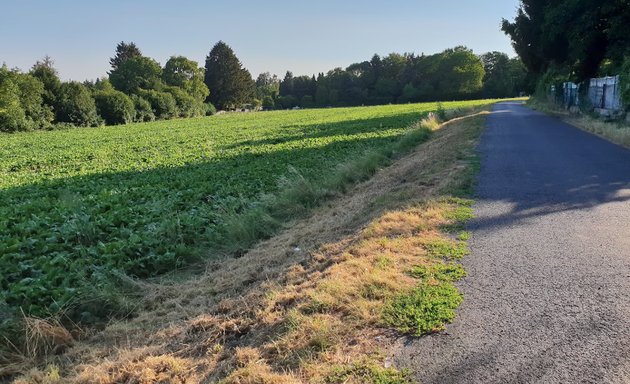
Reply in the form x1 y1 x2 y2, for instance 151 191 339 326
109 56 162 94
162 56 209 102
481 52 516 98
502 0 630 81
256 72 280 100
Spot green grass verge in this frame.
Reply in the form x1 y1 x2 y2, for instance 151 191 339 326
382 111 485 338
382 199 473 336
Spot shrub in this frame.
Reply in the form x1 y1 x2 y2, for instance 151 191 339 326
251 98 262 110
276 95 298 109
205 102 217 116
534 68 568 105
131 95 155 122
165 86 204 118
262 95 275 110
0 77 29 132
301 95 315 108
94 90 135 125
56 82 100 127
0 66 53 131
15 73 54 129
137 89 177 119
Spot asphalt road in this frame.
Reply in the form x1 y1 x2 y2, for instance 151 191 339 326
393 102 630 383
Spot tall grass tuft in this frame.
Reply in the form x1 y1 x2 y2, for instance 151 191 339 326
211 110 458 254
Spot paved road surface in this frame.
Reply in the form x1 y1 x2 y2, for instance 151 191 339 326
393 102 630 383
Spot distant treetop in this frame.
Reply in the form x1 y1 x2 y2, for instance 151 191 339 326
109 41 142 73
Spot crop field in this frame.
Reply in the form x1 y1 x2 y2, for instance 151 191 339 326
0 100 495 324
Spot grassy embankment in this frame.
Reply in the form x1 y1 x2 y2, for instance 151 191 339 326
528 98 630 148
3 102 494 382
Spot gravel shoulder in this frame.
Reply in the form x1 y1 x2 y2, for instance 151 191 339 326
393 102 630 383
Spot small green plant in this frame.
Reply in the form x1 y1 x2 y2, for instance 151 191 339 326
436 102 447 121
376 255 393 269
382 184 478 338
383 282 463 336
423 238 469 259
410 262 466 282
327 362 413 384
457 231 471 241
441 198 475 231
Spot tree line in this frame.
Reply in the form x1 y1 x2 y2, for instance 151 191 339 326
0 41 256 132
264 47 527 110
0 41 527 132
502 0 630 103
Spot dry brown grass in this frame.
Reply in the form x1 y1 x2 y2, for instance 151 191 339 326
22 316 74 359
0 315 76 380
528 100 630 148
12 365 62 384
9 111 488 383
564 115 630 148
75 353 196 384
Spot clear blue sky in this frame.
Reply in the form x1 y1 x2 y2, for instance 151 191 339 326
1 0 519 81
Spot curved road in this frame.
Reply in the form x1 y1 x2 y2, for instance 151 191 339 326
394 102 630 383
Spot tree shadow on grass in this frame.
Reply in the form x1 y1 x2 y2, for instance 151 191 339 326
218 111 423 150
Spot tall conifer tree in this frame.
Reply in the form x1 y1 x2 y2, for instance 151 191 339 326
204 41 254 109
109 41 142 72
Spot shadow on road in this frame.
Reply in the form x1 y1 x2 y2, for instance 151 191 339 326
471 102 630 233
395 102 630 384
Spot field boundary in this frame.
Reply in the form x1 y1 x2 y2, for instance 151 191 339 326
5 107 491 383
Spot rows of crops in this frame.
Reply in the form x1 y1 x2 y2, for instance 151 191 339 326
0 100 494 322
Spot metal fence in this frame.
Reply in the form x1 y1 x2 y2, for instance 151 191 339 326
563 82 579 109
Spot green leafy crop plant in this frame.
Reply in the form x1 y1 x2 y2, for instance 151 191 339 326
0 100 495 323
